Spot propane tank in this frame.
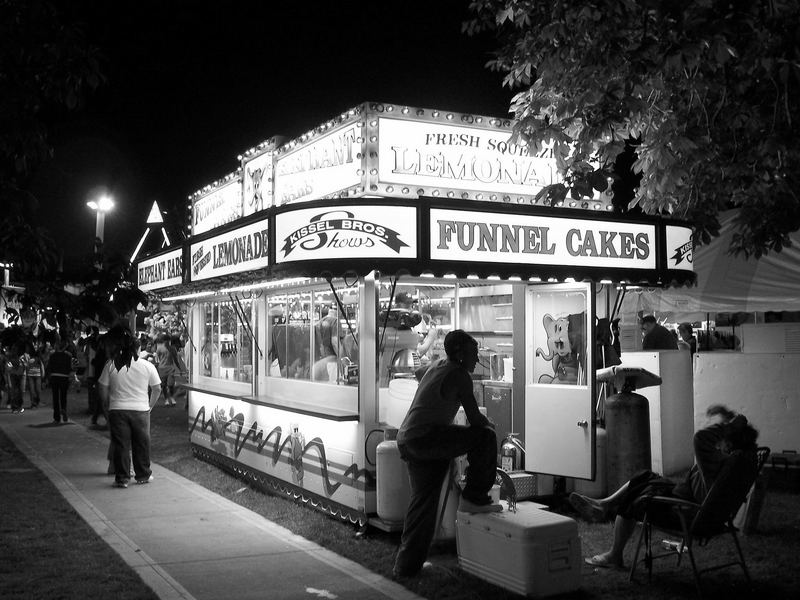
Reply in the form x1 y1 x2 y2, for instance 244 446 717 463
574 426 608 497
376 428 411 524
500 433 525 472
600 367 661 493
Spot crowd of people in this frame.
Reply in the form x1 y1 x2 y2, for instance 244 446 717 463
0 326 188 423
1 323 185 490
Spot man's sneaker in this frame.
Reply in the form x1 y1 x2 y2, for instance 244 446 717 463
17 408 24 414
113 480 129 489
392 561 435 580
458 497 503 514
136 475 154 485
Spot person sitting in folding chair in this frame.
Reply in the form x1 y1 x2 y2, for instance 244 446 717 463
569 404 759 569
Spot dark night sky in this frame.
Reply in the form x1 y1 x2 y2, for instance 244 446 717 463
30 0 512 264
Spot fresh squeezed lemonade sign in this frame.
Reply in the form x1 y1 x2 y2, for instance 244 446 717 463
431 208 657 269
377 118 558 197
274 123 361 205
276 205 417 263
190 219 270 281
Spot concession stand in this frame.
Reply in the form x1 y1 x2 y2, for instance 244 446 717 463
137 102 695 526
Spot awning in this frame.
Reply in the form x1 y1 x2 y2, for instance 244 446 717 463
622 210 800 318
141 198 696 298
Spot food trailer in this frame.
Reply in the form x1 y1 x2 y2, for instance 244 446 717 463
136 102 695 526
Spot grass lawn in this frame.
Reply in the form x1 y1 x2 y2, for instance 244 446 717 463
0 427 160 600
3 394 799 600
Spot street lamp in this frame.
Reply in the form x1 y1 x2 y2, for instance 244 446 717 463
86 195 114 252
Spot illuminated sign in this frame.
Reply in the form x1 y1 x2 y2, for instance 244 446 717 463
666 225 693 270
430 208 657 269
273 123 361 205
276 205 417 263
137 249 183 292
192 178 243 235
190 218 269 281
377 117 558 199
242 150 273 216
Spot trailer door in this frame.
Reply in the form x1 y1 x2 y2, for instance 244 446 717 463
524 283 596 479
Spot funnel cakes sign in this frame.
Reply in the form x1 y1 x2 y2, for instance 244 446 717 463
276 205 417 263
430 208 656 270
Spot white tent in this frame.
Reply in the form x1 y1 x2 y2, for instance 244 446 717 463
623 210 800 319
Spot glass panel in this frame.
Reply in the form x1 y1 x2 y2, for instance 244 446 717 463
457 284 514 383
378 280 455 387
266 284 359 386
198 299 253 383
530 288 588 386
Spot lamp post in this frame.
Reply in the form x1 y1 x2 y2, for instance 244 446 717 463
86 195 114 258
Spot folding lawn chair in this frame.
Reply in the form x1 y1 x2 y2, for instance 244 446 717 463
629 446 770 598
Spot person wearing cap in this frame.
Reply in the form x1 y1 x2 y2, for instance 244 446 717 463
640 314 678 350
393 329 500 579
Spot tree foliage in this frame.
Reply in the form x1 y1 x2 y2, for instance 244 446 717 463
0 0 133 329
0 0 104 280
465 0 800 257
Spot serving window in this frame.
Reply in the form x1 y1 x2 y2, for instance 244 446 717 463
267 283 360 386
199 298 254 384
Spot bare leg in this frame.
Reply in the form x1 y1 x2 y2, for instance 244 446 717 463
593 515 636 566
570 481 630 521
598 481 630 511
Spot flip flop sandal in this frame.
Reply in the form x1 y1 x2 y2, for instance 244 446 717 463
584 555 625 569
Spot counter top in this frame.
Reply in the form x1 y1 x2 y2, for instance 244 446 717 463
242 396 359 421
183 382 359 421
480 379 513 387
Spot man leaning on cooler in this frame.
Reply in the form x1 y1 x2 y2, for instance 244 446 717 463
393 329 501 579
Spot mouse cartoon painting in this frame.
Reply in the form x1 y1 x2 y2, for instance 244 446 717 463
535 312 585 384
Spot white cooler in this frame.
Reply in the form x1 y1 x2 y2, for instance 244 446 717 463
456 503 581 598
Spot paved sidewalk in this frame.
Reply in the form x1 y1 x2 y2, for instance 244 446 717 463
0 407 421 600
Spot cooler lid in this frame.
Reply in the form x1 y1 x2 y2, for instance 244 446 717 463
457 503 577 538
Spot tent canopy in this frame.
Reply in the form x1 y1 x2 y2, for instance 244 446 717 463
623 211 800 319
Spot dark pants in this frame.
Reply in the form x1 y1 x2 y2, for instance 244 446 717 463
50 376 69 421
8 374 24 411
615 469 679 521
108 410 152 484
393 425 497 577
87 378 104 423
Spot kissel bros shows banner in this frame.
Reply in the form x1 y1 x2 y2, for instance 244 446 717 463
190 218 269 281
276 205 417 263
430 208 657 270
